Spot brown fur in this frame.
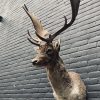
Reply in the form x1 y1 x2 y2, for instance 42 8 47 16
45 57 86 100
23 2 86 99
32 43 86 100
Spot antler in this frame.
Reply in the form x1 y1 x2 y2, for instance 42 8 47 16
50 0 80 41
27 30 40 46
23 0 80 44
23 4 49 44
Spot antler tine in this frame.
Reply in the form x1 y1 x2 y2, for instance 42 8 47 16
50 0 80 41
23 4 49 42
27 37 40 46
27 30 40 43
27 30 40 46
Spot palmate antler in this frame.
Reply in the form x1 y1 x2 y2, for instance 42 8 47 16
50 0 80 41
22 4 49 45
23 0 80 45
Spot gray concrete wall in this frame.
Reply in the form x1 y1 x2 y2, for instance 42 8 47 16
0 0 100 100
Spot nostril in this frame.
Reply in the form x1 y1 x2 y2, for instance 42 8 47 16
32 60 38 65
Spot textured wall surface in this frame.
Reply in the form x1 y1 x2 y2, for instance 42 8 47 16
0 0 100 100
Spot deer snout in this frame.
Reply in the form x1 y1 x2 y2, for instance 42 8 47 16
32 58 39 65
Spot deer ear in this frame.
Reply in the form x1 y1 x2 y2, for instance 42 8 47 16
54 39 60 51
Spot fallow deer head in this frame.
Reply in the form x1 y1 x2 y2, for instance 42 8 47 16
23 0 80 67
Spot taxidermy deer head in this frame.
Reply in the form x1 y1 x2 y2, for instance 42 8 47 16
22 0 80 67
23 1 87 100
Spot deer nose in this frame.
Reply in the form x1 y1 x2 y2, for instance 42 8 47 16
32 60 38 65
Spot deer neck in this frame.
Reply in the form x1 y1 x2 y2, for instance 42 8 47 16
46 56 71 94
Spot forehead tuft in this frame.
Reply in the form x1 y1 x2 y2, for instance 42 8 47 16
39 43 53 51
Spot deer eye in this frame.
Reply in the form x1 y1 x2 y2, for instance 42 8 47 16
46 48 53 55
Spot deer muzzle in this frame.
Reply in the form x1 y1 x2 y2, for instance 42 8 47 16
32 58 39 65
